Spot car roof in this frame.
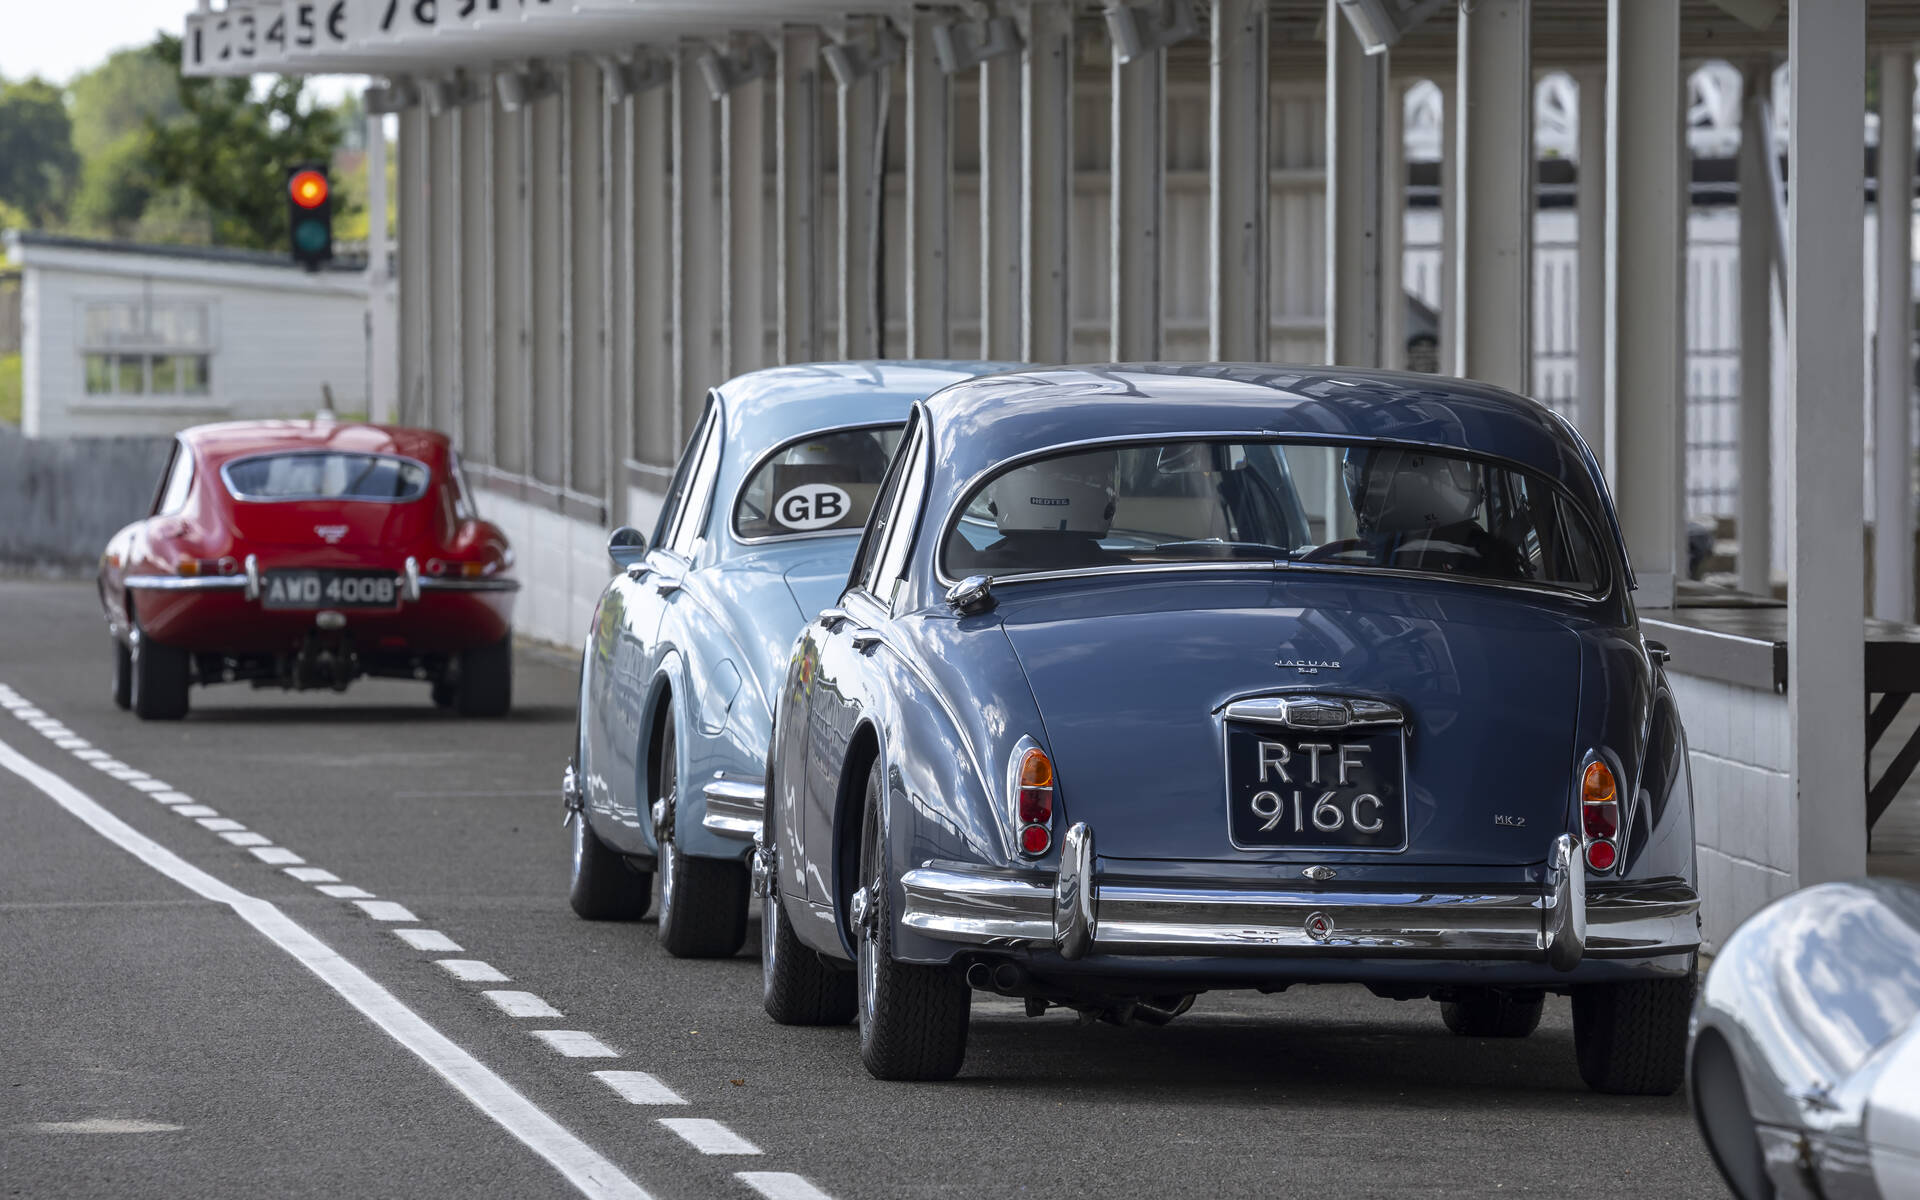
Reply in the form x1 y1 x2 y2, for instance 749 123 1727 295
714 360 1022 457
179 419 450 468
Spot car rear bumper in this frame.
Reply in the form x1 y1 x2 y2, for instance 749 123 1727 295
122 573 517 653
894 823 1698 971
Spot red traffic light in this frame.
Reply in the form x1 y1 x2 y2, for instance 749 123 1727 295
289 169 329 209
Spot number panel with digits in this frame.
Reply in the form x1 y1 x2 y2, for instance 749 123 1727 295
262 570 401 611
1223 724 1407 851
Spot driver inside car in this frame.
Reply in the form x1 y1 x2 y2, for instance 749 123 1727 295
961 450 1120 572
1340 446 1532 580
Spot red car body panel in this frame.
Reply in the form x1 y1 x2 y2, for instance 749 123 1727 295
98 419 517 656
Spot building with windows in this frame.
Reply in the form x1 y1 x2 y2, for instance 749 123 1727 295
3 233 372 439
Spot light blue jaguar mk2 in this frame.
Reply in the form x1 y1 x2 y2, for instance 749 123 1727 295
563 361 1017 957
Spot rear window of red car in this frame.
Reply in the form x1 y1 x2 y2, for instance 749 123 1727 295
221 452 431 503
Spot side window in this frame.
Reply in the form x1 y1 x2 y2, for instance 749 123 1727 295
666 410 725 557
652 400 715 550
448 452 478 521
154 443 194 516
870 428 931 606
846 415 919 595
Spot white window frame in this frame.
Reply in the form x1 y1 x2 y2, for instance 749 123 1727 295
75 294 219 405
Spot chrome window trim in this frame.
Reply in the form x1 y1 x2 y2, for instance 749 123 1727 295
928 430 1617 603
219 449 433 505
728 420 910 546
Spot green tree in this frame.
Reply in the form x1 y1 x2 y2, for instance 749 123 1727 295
0 78 79 225
140 34 346 250
69 45 184 161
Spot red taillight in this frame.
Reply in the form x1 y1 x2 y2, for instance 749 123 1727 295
1020 824 1051 855
1581 760 1619 872
1585 839 1617 871
1014 746 1053 858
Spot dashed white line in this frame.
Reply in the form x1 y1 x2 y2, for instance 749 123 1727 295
128 779 171 793
354 899 416 921
484 991 564 1018
53 738 91 750
152 792 195 805
437 959 511 983
250 847 304 865
222 831 272 846
172 805 218 818
591 1072 686 1106
0 731 653 1200
736 1172 834 1200
532 1031 618 1059
198 817 246 831
72 749 107 761
284 867 340 883
658 1120 761 1156
317 884 376 899
394 929 463 952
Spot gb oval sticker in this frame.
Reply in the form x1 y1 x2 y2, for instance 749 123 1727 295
774 484 852 531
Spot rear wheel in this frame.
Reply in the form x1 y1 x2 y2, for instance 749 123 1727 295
1572 972 1694 1095
1439 988 1544 1038
130 632 189 721
762 806 856 1025
110 638 132 710
654 719 750 958
455 636 512 717
568 814 653 920
856 764 970 1081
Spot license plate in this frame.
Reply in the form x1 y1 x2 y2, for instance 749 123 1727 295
261 570 400 610
1225 724 1406 851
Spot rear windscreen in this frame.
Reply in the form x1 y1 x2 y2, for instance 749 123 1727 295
221 452 431 503
733 426 905 540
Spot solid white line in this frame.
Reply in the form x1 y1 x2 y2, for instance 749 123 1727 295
531 1031 618 1058
658 1120 761 1156
736 1172 834 1200
394 929 462 952
484 991 563 1019
354 899 415 921
591 1072 686 1106
32 1118 185 1134
284 867 340 883
198 818 246 832
437 959 510 983
0 733 652 1200
317 884 375 899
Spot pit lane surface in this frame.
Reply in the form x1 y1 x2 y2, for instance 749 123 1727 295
0 579 1723 1199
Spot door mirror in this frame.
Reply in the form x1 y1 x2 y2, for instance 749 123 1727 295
606 526 648 570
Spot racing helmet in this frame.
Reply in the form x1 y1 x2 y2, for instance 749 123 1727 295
1342 446 1484 534
984 450 1120 536
784 430 891 481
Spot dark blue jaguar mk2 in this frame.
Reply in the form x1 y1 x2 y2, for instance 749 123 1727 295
758 364 1701 1091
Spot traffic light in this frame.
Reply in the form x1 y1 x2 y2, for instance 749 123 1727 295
286 164 333 271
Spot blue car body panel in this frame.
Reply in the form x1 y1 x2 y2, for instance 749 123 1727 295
576 361 1020 865
769 364 1695 987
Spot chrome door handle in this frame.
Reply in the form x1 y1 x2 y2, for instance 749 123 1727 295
818 607 849 629
625 564 649 581
849 629 882 653
654 577 681 596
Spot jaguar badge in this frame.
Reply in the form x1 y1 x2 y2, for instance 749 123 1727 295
1304 911 1334 942
1301 866 1337 882
314 524 349 544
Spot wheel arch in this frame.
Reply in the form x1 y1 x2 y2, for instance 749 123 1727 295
831 718 886 959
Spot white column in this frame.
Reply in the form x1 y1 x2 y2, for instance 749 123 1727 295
1453 0 1531 392
458 102 493 461
633 83 674 461
1874 49 1914 621
1325 5 1386 367
980 38 1022 360
1210 0 1268 362
490 98 531 476
428 108 458 438
1436 73 1458 375
723 77 767 377
777 29 824 365
1787 0 1867 887
607 95 631 526
567 61 607 500
1574 64 1607 461
838 55 883 359
1737 63 1774 597
1380 72 1404 370
397 105 428 427
907 14 951 358
366 104 397 425
1022 1 1073 362
1603 0 1684 608
1110 36 1164 359
675 49 722 430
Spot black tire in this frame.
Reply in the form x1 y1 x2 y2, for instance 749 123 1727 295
856 765 970 1081
654 719 750 958
455 636 512 717
130 632 189 721
567 813 653 920
1572 972 1694 1095
762 802 856 1024
1440 988 1544 1038
111 637 132 711
430 680 456 709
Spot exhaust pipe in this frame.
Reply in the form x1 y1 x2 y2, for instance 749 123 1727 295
964 960 1033 996
965 963 994 991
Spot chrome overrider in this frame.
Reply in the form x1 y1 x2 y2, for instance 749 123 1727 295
700 773 766 840
898 824 1698 967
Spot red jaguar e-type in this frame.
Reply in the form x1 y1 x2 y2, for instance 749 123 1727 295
98 418 519 720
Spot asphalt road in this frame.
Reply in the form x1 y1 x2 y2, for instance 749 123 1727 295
0 579 1725 1199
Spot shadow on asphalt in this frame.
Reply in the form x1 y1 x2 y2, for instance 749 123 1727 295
170 702 576 725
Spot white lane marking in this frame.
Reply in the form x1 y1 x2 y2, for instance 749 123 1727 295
72 749 107 761
54 738 91 750
0 733 653 1200
531 1031 618 1059
152 792 194 805
13 707 45 719
592 1072 686 1106
736 1172 834 1200
172 805 218 818
316 884 375 899
484 991 563 1018
222 832 272 847
395 929 462 952
89 759 132 773
101 768 148 782
198 818 247 832
658 1120 761 1156
251 847 305 865
354 900 417 921
437 959 510 983
129 779 171 793
284 867 339 883
30 1118 185 1134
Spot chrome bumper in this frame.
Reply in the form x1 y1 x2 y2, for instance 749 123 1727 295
125 554 519 602
700 775 765 840
897 825 1698 970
